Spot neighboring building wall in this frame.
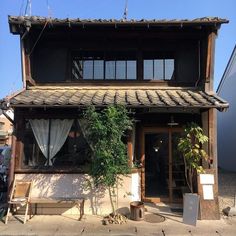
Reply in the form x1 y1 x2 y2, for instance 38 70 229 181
217 46 236 172
0 114 13 146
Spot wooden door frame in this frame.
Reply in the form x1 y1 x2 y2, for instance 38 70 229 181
140 126 182 203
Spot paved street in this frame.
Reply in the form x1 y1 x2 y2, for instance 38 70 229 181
0 214 236 236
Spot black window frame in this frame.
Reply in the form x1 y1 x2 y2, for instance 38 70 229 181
71 51 137 81
143 51 175 81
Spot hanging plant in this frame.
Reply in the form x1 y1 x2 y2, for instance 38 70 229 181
177 122 208 193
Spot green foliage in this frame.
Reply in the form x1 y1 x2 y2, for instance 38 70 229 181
177 122 208 193
83 105 133 212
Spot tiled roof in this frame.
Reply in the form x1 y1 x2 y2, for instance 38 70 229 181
7 87 229 111
8 16 228 26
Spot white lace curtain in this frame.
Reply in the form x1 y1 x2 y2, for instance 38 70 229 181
29 119 73 166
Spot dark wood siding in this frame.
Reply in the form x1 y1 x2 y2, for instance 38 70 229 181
32 47 68 82
28 27 207 85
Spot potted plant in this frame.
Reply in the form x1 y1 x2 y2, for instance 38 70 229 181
177 122 208 225
177 122 208 193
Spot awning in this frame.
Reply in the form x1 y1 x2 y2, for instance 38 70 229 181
6 87 229 111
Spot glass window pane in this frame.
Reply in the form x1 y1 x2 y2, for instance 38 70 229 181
165 59 174 80
105 61 115 80
154 60 164 80
94 60 104 80
144 60 153 80
116 61 126 80
127 61 136 80
83 60 93 80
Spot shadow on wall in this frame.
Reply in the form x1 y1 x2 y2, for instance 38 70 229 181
19 174 106 215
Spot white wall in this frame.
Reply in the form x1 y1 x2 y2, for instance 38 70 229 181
15 173 141 216
218 49 236 171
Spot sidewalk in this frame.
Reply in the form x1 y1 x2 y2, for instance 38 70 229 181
0 213 236 236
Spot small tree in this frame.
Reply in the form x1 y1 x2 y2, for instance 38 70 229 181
177 122 208 193
83 105 133 213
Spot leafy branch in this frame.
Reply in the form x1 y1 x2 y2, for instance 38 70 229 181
83 105 133 213
177 122 208 193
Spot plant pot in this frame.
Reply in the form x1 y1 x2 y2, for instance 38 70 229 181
130 201 145 221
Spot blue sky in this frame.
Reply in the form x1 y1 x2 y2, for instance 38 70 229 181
0 0 236 98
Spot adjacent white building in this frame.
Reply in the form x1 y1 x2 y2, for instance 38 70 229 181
217 45 236 172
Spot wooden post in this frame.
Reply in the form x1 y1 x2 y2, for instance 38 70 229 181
14 112 24 170
7 134 16 194
127 130 133 167
20 40 26 88
140 127 145 201
21 38 35 86
208 109 218 182
205 31 216 92
198 109 219 220
168 129 173 203
201 110 209 169
198 169 220 220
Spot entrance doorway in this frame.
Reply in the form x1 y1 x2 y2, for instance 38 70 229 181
141 128 187 203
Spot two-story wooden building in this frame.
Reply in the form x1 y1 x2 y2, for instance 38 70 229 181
2 16 229 216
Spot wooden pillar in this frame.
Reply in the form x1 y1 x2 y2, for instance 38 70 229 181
7 134 16 193
198 169 220 220
20 40 26 88
198 108 219 220
205 31 216 92
201 110 209 169
14 112 24 171
21 39 35 86
127 130 133 167
140 126 145 201
208 108 218 181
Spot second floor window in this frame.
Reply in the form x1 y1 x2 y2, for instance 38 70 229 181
144 59 175 80
72 52 137 80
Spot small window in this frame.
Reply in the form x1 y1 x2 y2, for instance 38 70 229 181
144 59 174 80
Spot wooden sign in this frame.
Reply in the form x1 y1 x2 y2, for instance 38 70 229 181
198 169 220 220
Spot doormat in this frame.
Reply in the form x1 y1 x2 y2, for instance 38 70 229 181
144 213 165 223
